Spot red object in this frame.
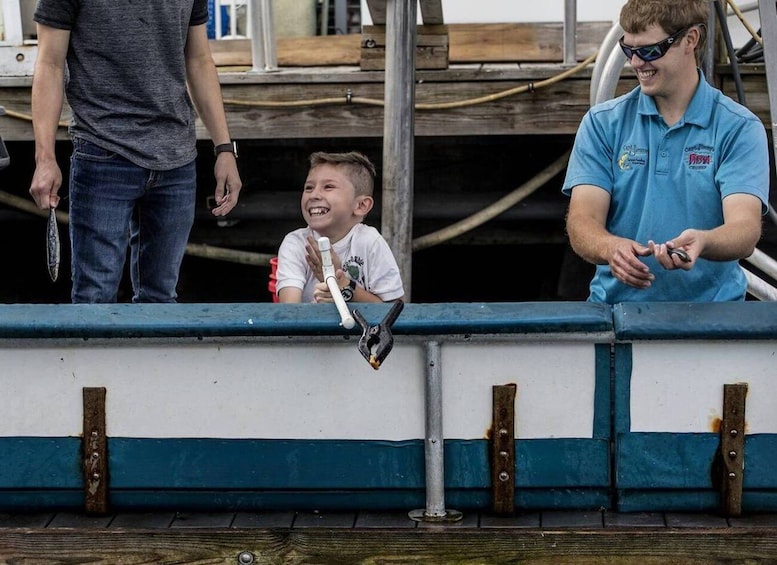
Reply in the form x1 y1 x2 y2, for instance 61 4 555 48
268 257 279 302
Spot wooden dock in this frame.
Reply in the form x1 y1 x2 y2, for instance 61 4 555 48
2 509 777 564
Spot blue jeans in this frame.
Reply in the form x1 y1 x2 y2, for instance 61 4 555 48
69 138 196 303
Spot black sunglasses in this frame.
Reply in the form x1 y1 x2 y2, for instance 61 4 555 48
619 27 689 62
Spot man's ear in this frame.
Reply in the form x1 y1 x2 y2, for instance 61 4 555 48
354 195 374 217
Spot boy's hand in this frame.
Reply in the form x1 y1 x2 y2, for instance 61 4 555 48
305 235 342 281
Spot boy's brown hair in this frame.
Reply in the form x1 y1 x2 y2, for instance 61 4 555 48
309 151 376 197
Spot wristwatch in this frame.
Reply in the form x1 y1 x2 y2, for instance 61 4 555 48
341 279 357 302
214 141 238 159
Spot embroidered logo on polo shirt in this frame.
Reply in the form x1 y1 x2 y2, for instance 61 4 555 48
685 144 713 170
617 145 648 171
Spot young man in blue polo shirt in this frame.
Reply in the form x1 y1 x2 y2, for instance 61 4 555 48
562 0 769 303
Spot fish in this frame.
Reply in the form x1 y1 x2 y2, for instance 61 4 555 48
47 207 60 282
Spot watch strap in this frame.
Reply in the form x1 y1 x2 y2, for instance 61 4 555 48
214 141 238 158
341 278 357 302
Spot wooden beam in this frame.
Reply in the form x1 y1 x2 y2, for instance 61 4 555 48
365 0 386 25
419 0 444 25
207 22 611 68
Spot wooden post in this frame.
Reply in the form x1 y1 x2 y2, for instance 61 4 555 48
381 0 416 300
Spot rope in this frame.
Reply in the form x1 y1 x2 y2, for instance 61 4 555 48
221 52 598 111
413 149 571 251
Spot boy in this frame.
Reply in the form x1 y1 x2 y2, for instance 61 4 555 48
275 151 405 303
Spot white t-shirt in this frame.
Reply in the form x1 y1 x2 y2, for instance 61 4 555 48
276 224 405 303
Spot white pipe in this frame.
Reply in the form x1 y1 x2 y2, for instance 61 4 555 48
594 26 627 105
743 267 777 301
318 237 355 329
744 247 777 281
248 0 278 72
590 22 625 106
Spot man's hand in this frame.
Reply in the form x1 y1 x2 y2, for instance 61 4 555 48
29 158 62 210
211 154 241 216
608 238 655 289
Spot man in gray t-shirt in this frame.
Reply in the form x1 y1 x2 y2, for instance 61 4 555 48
28 0 242 303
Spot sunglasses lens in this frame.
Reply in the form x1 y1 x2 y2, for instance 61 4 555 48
637 45 664 61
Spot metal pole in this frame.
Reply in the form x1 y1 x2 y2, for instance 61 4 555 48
563 0 578 66
408 341 462 522
248 0 277 73
758 0 777 166
382 0 415 300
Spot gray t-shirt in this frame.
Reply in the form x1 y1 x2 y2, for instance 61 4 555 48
34 0 209 170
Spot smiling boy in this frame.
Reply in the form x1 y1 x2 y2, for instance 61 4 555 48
275 151 405 304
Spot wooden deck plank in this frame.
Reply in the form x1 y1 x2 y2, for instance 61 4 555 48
665 512 730 528
110 512 176 529
233 510 296 528
604 511 666 528
480 511 542 528
48 512 113 528
0 512 53 528
169 511 234 529
294 511 356 528
542 510 604 529
355 511 418 528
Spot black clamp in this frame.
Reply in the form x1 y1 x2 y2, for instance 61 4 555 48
353 301 404 370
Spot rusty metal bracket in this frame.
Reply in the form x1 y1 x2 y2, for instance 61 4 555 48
490 384 516 515
82 387 108 515
719 383 748 517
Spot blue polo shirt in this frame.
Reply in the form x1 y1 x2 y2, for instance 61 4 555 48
562 70 769 303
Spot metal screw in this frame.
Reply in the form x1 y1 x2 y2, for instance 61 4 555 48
499 471 510 482
728 472 737 480
237 551 255 564
499 428 508 437
499 450 509 459
728 450 737 459
730 429 738 437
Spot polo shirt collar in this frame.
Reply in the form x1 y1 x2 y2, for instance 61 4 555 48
637 68 712 127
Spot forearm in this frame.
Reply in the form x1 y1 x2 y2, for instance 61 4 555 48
31 62 65 163
697 221 761 261
186 56 231 145
566 213 620 265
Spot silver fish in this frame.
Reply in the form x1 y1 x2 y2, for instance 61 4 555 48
47 207 60 282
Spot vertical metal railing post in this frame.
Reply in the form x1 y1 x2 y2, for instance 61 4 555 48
408 341 462 523
758 0 777 164
248 0 277 73
563 0 578 65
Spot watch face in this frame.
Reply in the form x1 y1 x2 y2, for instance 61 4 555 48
341 287 354 302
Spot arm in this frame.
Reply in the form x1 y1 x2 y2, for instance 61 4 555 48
29 23 69 210
278 287 303 303
184 24 241 217
566 184 654 289
656 193 763 267
312 269 386 304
